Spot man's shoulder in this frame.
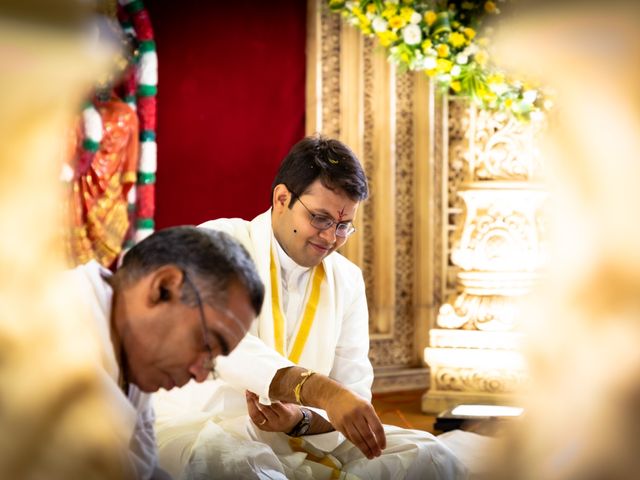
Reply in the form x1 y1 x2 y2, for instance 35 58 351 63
199 217 250 232
326 250 363 279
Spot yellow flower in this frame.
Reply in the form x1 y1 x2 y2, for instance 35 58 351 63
366 3 377 14
382 4 398 19
358 13 371 27
400 51 410 63
450 81 462 93
487 73 505 84
425 68 437 77
436 43 450 58
448 32 466 48
436 58 453 73
504 98 513 108
421 39 432 52
482 90 497 103
388 15 406 30
424 11 436 26
352 6 362 15
463 27 476 40
377 30 398 47
474 50 488 66
362 26 372 35
484 1 497 14
400 6 414 22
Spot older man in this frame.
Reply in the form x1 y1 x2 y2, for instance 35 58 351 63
69 227 264 479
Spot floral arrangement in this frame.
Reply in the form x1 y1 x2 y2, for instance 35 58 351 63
329 0 548 120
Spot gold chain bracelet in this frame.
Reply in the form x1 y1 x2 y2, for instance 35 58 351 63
293 370 315 405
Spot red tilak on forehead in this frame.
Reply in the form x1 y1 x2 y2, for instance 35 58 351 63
337 206 347 221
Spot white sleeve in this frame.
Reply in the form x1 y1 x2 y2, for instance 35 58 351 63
304 270 373 451
128 387 160 480
215 332 295 400
328 270 373 401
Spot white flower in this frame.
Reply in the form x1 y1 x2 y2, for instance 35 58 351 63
423 56 437 70
530 110 545 122
402 24 421 45
523 89 537 104
456 54 468 65
372 17 388 33
489 82 508 95
410 11 422 24
451 65 461 77
345 1 356 9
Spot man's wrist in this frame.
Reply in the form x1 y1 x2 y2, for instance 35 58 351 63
287 407 311 437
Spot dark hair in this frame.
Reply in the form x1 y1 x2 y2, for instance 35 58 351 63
115 227 264 316
270 135 368 207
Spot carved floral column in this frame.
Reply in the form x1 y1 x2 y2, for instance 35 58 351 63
423 101 547 412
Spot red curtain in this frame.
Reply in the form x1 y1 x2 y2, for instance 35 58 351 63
146 1 306 228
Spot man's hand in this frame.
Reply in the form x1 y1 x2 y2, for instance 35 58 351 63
268 367 386 459
322 387 386 460
245 390 302 433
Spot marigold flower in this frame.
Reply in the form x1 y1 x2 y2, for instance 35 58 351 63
436 58 453 73
388 15 406 29
437 43 450 58
400 6 415 22
449 32 466 48
463 27 476 40
450 81 462 92
382 4 397 19
367 3 377 14
377 30 398 46
424 11 437 26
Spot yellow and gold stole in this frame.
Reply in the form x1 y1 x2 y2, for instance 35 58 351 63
269 246 325 363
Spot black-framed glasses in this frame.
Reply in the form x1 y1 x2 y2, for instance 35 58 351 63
295 196 356 238
182 272 217 379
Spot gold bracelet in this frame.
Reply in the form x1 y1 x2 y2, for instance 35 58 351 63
293 370 315 405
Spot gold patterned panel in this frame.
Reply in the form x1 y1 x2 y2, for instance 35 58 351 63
309 1 451 390
433 366 526 393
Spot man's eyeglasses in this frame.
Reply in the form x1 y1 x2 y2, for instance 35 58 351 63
295 196 356 238
182 272 217 379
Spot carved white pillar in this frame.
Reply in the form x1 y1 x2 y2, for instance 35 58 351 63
423 104 547 413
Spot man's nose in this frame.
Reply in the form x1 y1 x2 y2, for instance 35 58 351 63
189 354 212 382
318 225 337 243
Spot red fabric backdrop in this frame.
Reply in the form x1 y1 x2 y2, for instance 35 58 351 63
146 1 306 228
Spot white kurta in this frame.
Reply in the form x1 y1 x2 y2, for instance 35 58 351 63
69 261 161 480
153 210 467 479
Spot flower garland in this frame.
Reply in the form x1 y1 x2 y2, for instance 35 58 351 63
60 102 104 183
329 0 549 121
118 0 157 247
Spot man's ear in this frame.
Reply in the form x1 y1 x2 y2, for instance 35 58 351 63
272 184 291 212
148 265 183 305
